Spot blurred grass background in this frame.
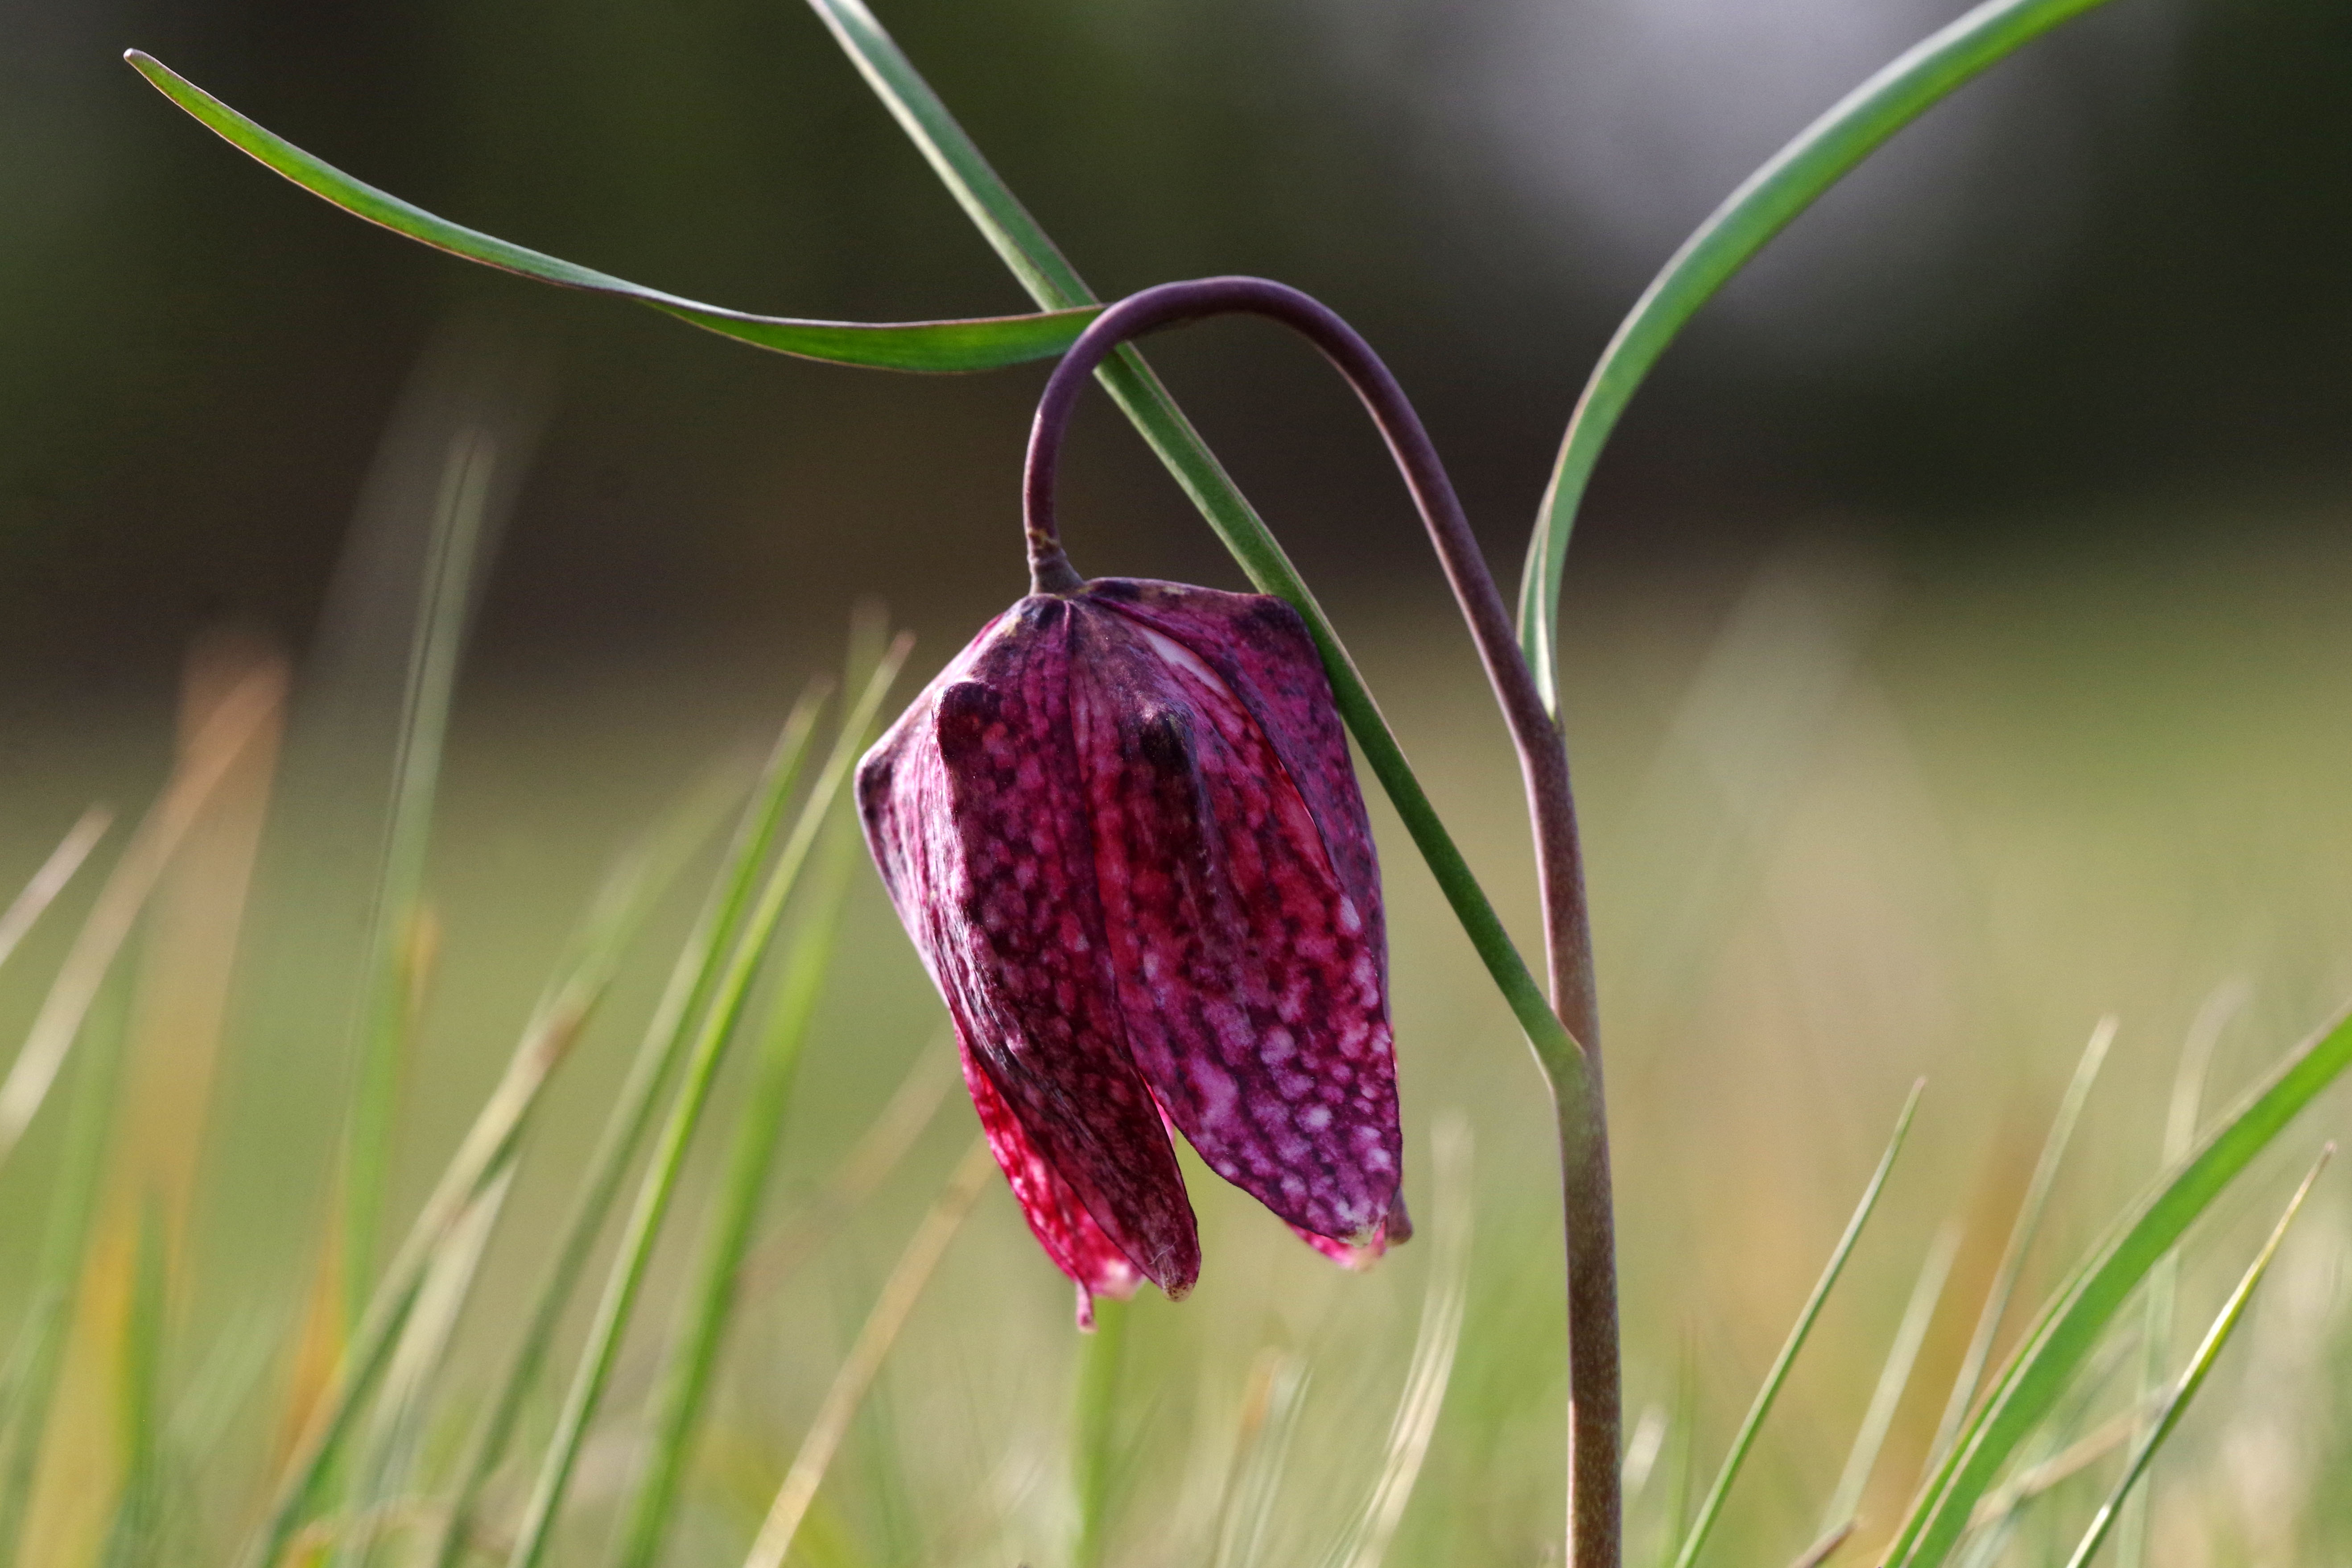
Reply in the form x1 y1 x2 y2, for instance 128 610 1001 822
6 0 2352 1562
2 503 2350 1564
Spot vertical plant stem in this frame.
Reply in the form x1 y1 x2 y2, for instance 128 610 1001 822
1070 1297 1129 1568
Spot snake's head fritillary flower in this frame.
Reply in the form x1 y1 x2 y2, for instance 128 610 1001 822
857 577 1408 1326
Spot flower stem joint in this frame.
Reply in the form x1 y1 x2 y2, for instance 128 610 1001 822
857 575 1409 1326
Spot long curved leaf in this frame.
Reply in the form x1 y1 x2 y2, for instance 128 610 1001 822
801 0 1589 1101
122 50 1097 373
1514 0 2119 714
1886 1003 2352 1568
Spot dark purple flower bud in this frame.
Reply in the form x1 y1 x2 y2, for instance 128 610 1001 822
857 577 1408 1325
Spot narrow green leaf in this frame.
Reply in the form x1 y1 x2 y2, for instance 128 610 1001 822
504 640 911 1568
101 1201 171 1568
336 1165 514 1568
1887 1004 2352 1568
1671 1081 1923 1568
1928 1018 2116 1470
612 820 861 1568
1515 0 2120 714
239 762 734 1568
0 967 135 1568
2119 985 2236 1568
2059 1146 2331 1568
122 51 1097 373
429 701 830 1568
801 0 1589 1109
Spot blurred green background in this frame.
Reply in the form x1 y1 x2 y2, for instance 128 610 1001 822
5 1 2352 1564
6 0 2352 685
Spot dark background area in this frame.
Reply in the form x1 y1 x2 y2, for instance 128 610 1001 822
5 0 2349 698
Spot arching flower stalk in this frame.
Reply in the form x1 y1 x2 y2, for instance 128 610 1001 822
858 283 1614 1566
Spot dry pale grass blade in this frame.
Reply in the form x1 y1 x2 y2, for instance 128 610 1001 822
1319 1111 1474 1568
1787 1520 1854 1568
336 1164 516 1568
1964 1396 2151 1530
12 635 289 1568
0 656 287 1171
244 999 598 1568
1927 1016 2116 1471
0 809 110 978
1207 1351 1310 1568
741 1138 995 1568
1824 1221 1964 1543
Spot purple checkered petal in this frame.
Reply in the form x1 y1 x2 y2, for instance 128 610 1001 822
857 577 1407 1310
1070 584 1404 1247
858 598 1201 1297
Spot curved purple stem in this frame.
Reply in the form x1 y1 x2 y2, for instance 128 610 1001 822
1023 276 1622 1568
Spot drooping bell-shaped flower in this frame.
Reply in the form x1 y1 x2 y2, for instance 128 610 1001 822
857 576 1408 1325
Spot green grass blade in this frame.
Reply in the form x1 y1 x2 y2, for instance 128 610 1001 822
1886 1004 2352 1568
1514 0 2120 714
612 822 861 1568
2059 1146 2331 1568
239 763 733 1568
1670 1081 1923 1568
1206 1351 1310 1568
122 51 1097 374
801 0 1589 1109
428 701 830 1568
341 422 497 1336
1070 1296 1131 1568
0 668 281 1173
503 640 911 1568
336 1164 515 1568
0 809 110 979
1928 1018 2116 1470
741 1139 994 1568
1823 1219 1964 1536
0 967 135 1568
2119 985 2236 1568
100 1201 170 1568
1660 1333 1700 1568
